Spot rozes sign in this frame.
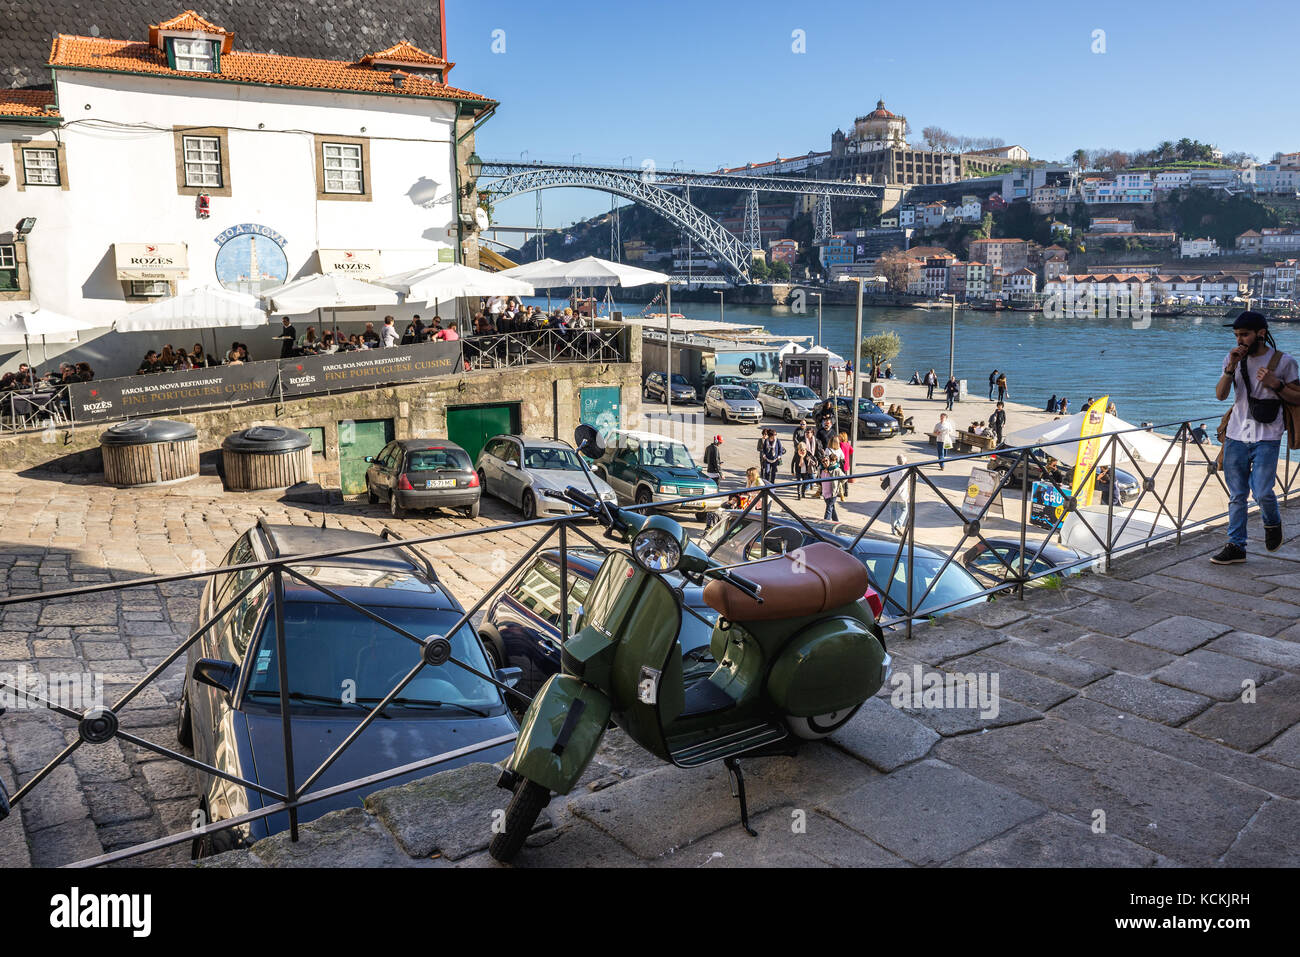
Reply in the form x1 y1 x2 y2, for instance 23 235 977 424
277 340 463 397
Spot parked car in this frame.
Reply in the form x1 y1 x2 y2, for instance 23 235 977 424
643 371 698 404
365 439 480 518
476 434 618 520
704 384 763 423
698 512 986 619
961 538 1092 589
758 381 821 422
828 396 900 441
986 448 1141 505
480 548 717 702
592 429 720 520
711 374 763 398
178 521 517 856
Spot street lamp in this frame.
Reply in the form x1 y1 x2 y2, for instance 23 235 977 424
837 276 867 398
942 293 958 381
713 289 724 322
811 292 823 350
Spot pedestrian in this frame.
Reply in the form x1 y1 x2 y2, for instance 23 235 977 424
1059 397 1069 415
988 368 999 401
1046 394 1057 413
381 316 400 348
990 401 1007 445
1210 310 1299 564
1190 423 1209 445
933 412 956 469
704 434 724 485
792 439 814 499
886 454 910 536
275 316 297 359
996 371 1009 402
925 368 938 400
758 429 785 485
815 411 838 455
838 431 853 500
944 375 959 411
818 454 844 521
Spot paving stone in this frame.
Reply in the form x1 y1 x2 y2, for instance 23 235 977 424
1185 674 1300 752
943 653 1077 711
1064 575 1154 603
364 762 520 861
3 717 68 774
816 759 1042 866
1011 588 1095 614
1151 557 1294 596
830 697 939 772
902 619 1006 663
1206 631 1300 673
945 811 1163 867
979 638 1111 687
28 816 102 868
0 811 32 868
250 807 434 868
38 605 118 626
935 719 1267 864
1005 616 1089 647
1126 616 1231 655
86 782 155 825
899 694 1043 737
1061 633 1175 676
80 642 131 661
66 735 133 783
140 760 198 801
1220 799 1300 867
122 621 180 637
1052 696 1300 801
18 764 89 832
462 819 643 868
745 740 882 805
1051 597 1170 637
947 599 1031 628
1138 573 1300 621
97 818 166 852
1258 724 1300 771
1153 650 1281 702
1135 588 1295 640
1081 673 1211 725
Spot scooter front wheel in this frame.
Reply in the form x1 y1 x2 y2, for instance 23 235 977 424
489 779 550 863
785 705 861 740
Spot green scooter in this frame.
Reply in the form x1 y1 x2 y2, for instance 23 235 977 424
489 427 891 863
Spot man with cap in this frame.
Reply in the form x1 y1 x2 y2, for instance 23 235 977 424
1211 310 1299 564
703 434 724 485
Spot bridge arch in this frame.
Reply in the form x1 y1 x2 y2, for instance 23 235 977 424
484 167 755 281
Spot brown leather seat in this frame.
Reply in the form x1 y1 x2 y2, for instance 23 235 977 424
703 542 869 622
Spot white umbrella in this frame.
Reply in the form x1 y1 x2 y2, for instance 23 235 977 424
0 307 102 371
377 262 534 301
260 273 400 313
497 256 670 289
482 257 564 282
1002 410 1183 468
114 286 266 332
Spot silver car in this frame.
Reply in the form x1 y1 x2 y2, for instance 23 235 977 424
476 435 617 519
758 381 822 423
704 385 763 423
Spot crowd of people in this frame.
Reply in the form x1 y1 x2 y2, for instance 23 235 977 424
1 360 94 392
471 297 592 337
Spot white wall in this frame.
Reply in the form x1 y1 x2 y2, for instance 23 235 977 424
3 70 462 376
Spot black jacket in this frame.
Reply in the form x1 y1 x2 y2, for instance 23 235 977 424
704 443 722 472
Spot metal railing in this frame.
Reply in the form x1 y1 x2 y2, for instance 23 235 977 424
462 327 627 370
0 415 1291 867
1 387 70 434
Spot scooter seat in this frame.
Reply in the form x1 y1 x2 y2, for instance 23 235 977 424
703 542 868 622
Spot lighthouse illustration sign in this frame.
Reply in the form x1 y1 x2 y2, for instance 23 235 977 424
213 224 289 295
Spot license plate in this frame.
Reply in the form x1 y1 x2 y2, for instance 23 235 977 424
425 479 455 489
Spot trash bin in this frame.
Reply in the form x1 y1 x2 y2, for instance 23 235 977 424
221 426 313 491
100 419 199 487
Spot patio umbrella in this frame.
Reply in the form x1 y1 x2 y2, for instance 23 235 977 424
1001 410 1183 468
114 286 267 366
377 262 534 322
0 307 102 372
260 273 400 341
497 256 670 289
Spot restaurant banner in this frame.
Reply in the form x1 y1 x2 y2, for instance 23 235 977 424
113 243 189 280
67 361 277 422
318 248 382 276
1071 395 1110 508
276 340 463 397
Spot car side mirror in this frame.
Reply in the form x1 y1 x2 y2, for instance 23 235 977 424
495 667 523 688
506 460 519 470
364 456 374 463
193 658 239 695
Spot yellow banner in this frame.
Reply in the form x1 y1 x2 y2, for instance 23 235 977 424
1072 395 1109 507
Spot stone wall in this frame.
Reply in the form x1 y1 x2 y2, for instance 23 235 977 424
0 356 642 487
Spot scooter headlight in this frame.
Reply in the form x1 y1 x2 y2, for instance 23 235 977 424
632 527 681 572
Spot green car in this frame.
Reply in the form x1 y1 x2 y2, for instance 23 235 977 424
592 429 721 521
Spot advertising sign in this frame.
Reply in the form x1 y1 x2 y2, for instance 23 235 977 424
277 340 462 397
1071 395 1110 507
714 349 779 382
67 362 276 422
319 249 382 276
1029 480 1067 530
962 466 1004 521
113 243 189 280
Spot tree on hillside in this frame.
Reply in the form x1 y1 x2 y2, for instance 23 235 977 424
861 332 902 383
876 249 912 293
749 257 771 281
769 260 791 282
1071 148 1088 169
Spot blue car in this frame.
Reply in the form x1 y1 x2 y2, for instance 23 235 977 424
479 548 718 702
178 521 518 856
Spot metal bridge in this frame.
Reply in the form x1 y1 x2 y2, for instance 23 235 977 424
480 160 886 282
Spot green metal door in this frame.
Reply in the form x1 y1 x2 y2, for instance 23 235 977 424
338 418 394 495
579 386 621 437
446 403 520 464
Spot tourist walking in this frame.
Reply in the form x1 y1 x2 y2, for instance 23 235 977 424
703 435 724 485
838 431 854 500
925 368 938 400
990 402 1007 445
818 454 844 521
996 371 1009 402
884 454 910 536
1210 311 1299 564
933 413 956 470
791 439 815 499
988 369 999 401
758 429 785 486
944 375 959 411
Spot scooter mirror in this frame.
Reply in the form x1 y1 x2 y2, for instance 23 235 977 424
574 424 605 460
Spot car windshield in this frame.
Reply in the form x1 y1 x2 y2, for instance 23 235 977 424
642 441 696 469
524 447 583 471
245 604 501 714
853 547 985 617
785 385 818 400
857 400 885 415
720 388 752 400
407 448 471 471
670 374 691 386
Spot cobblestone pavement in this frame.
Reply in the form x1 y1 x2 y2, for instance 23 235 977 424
1 440 1297 867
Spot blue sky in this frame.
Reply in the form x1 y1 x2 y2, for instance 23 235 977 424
447 0 1299 230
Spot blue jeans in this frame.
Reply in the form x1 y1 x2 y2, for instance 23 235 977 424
937 442 947 468
823 498 838 521
1223 438 1281 547
946 392 956 410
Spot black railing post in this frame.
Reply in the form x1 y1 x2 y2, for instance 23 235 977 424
906 465 916 640
1104 438 1117 573
760 487 770 558
1017 461 1029 602
1177 423 1188 544
559 522 569 642
271 566 299 842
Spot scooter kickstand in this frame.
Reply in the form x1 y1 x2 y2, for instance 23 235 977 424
724 757 758 837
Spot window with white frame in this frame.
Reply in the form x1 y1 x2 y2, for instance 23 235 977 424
130 280 170 297
171 38 218 73
182 135 223 187
23 147 59 186
0 245 18 292
322 142 364 194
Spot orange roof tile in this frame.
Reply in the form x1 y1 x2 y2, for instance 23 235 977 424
148 10 234 53
361 41 448 67
48 33 493 107
0 89 59 119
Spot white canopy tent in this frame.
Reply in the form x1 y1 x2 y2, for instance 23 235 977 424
377 263 534 322
260 273 401 343
113 286 268 366
0 307 103 371
1001 411 1184 468
498 256 670 289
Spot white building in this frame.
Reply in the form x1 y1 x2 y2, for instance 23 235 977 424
1244 163 1300 195
1 11 494 377
1004 267 1037 298
1154 170 1192 190
1180 238 1221 258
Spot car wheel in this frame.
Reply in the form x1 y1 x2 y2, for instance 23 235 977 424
521 490 537 520
783 408 793 423
480 636 502 670
635 486 653 507
176 690 194 749
704 405 711 418
476 469 488 496
643 388 653 401
390 490 404 519
367 482 378 505
465 500 480 519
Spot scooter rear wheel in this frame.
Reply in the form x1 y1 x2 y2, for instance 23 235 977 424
488 779 550 863
785 705 861 740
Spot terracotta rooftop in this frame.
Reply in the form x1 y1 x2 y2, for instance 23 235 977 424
361 41 448 67
47 31 491 107
0 89 59 119
148 10 233 52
